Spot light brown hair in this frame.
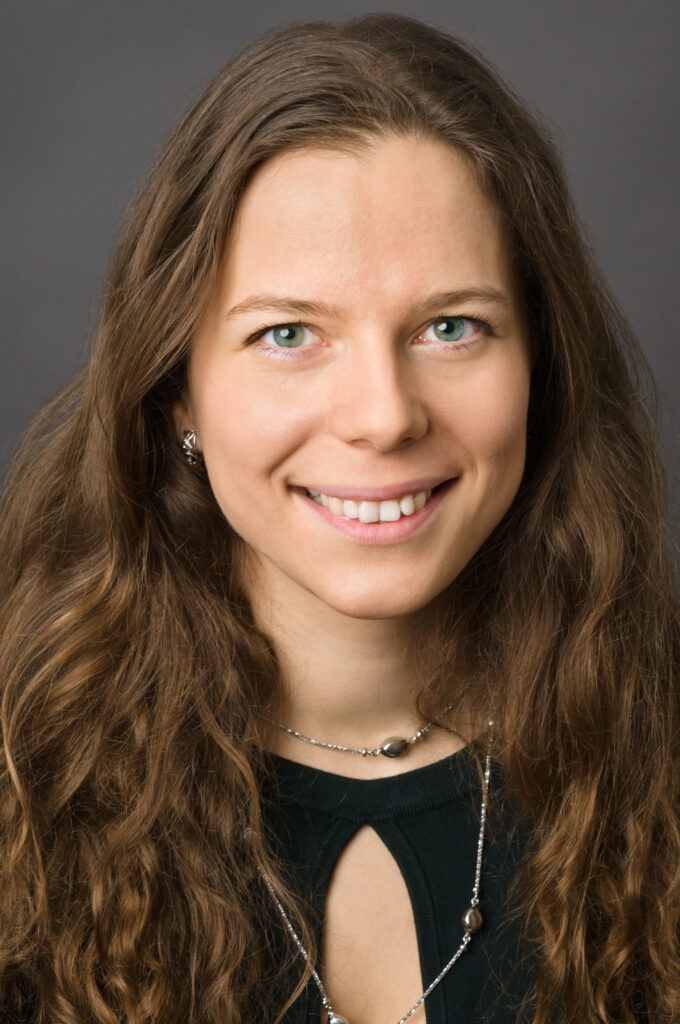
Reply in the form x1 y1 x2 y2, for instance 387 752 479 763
1 14 678 1023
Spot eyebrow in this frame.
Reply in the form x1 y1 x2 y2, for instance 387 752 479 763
224 287 510 322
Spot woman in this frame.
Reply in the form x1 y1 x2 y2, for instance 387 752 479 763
0 13 678 1024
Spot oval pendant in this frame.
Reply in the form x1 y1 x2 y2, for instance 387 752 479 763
329 1016 350 1024
381 737 409 758
462 906 483 933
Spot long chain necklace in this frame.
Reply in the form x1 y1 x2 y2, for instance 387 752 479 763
265 677 477 760
257 722 494 1024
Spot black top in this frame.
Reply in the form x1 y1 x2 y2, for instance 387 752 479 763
260 745 537 1023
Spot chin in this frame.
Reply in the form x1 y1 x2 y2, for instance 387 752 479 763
310 579 449 621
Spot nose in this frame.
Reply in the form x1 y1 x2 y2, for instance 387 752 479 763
328 335 429 451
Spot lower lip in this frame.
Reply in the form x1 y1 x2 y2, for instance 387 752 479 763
290 480 457 545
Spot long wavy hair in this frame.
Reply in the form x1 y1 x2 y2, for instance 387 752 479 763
1 13 678 1024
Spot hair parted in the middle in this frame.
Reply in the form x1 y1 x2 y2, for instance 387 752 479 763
0 14 678 1024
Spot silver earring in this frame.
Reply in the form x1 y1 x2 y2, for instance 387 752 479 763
181 429 203 466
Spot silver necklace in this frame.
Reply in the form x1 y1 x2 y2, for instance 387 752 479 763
258 724 493 1024
267 678 477 759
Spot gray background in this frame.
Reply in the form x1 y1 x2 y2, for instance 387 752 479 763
2 0 678 531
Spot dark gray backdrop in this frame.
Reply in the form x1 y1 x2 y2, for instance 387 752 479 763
2 0 678 530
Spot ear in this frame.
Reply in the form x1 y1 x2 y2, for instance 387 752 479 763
171 396 200 449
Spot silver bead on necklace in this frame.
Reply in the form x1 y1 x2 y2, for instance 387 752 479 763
256 722 494 1024
267 677 477 759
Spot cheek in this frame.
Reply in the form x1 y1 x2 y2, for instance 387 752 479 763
442 362 530 474
195 369 306 489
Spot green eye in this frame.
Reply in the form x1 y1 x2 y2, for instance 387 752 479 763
432 317 466 342
272 325 305 348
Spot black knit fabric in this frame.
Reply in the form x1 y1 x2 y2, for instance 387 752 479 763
259 745 537 1023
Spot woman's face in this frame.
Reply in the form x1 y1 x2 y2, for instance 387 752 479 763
175 135 531 620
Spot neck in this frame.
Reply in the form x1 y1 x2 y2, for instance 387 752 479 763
246 574 471 777
274 618 424 740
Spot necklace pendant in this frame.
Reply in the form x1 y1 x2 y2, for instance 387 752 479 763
462 906 483 933
381 736 409 758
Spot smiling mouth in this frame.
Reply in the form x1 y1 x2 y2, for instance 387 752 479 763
297 479 455 523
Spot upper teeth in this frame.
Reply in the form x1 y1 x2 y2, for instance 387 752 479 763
305 488 432 522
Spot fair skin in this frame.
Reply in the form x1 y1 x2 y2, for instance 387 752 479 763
175 134 531 1022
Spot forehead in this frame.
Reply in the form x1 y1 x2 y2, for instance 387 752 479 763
222 136 518 313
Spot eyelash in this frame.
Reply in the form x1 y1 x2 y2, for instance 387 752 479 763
244 314 495 360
